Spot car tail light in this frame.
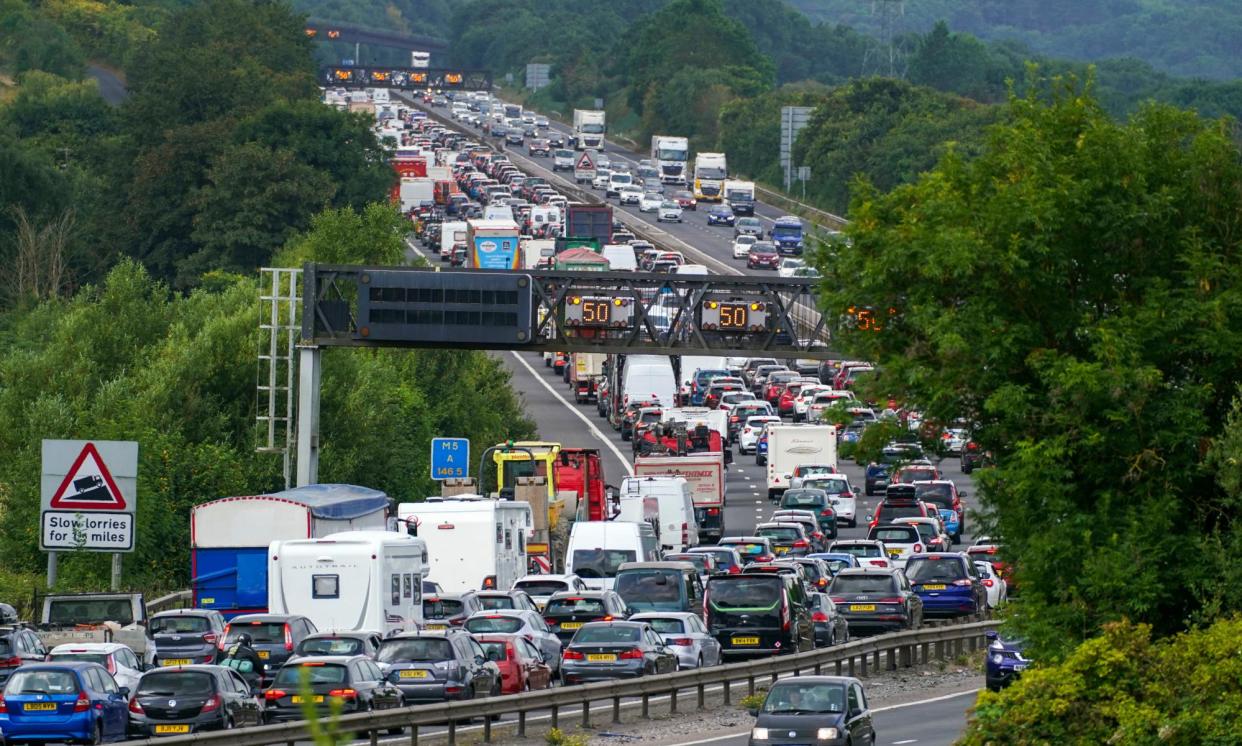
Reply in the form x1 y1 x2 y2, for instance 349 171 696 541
593 616 614 622
264 690 286 701
816 578 828 589
682 522 689 546
811 612 829 623
203 633 218 645
868 559 887 567
0 698 8 713
328 689 357 700
728 565 741 575
128 696 145 714
201 694 223 712
0 657 20 667
545 618 559 627
562 650 585 661
877 598 903 605
953 579 973 587
668 638 693 647
450 618 465 627
914 544 923 553
218 624 230 651
793 539 808 549
284 624 294 652
983 579 994 588
619 648 644 660
967 442 978 451
780 595 791 632
445 686 463 695
73 692 90 712
820 510 832 516
757 554 774 563
830 596 845 604
106 656 117 675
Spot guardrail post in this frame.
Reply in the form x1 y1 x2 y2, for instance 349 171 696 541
371 729 380 746
698 683 706 709
641 694 650 719
886 648 896 671
858 654 867 677
873 650 881 671
613 697 622 723
484 715 492 742
517 711 526 738
921 642 930 664
748 676 755 696
670 687 678 714
834 659 842 675
902 644 913 667
723 679 731 705
447 719 456 746
582 699 591 728
969 634 979 652
551 704 559 729
410 724 419 745
813 663 821 675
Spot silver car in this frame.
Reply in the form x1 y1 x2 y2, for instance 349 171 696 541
462 609 563 673
629 612 721 669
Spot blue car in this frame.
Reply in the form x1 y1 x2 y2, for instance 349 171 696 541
936 507 962 541
0 662 130 743
903 553 987 618
986 631 1030 691
806 552 861 576
706 205 736 226
756 431 769 465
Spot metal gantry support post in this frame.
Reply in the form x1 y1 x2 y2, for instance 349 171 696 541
295 346 322 487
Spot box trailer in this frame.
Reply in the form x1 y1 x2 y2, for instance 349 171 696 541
397 496 532 593
766 424 838 500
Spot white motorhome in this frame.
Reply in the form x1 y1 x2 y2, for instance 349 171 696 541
267 530 429 637
618 475 698 552
398 496 531 593
440 220 467 260
766 424 838 500
622 355 678 410
565 521 659 590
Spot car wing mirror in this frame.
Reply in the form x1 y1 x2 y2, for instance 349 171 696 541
747 707 759 716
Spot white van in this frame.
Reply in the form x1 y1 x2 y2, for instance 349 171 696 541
606 171 634 198
565 521 660 590
267 530 429 637
601 244 638 271
622 355 678 410
619 476 698 552
484 203 515 222
440 221 467 260
766 424 838 500
397 496 532 593
674 264 709 275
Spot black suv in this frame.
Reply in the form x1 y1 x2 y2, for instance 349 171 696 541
377 631 500 704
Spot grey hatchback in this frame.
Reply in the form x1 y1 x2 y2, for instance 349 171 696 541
150 609 227 667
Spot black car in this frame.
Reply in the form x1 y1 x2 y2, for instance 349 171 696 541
222 614 318 684
377 631 499 703
827 568 922 635
423 591 484 630
0 626 48 687
293 631 383 660
747 676 874 746
265 656 403 725
706 574 813 659
543 591 631 644
150 609 226 667
560 622 678 685
807 593 850 647
127 665 264 736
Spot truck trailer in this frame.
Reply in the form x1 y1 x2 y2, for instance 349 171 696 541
397 496 532 593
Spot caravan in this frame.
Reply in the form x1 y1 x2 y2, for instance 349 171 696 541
397 496 532 593
267 531 429 637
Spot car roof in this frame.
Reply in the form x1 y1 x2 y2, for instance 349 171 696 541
629 611 698 621
834 568 899 577
282 655 370 665
616 561 696 571
50 642 126 653
230 614 301 623
547 590 609 598
18 661 106 672
301 631 378 640
152 609 218 618
907 552 969 561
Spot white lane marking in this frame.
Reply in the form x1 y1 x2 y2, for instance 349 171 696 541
893 740 918 745
659 689 981 746
508 351 633 476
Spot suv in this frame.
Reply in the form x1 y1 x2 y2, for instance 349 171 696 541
376 630 499 703
904 553 987 618
827 568 922 634
222 614 318 683
423 592 484 630
867 524 924 567
476 590 539 613
149 609 227 666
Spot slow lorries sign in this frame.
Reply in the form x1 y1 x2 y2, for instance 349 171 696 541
40 439 138 553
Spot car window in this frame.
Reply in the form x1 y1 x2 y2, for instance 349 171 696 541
468 639 487 660
905 557 968 582
829 575 898 594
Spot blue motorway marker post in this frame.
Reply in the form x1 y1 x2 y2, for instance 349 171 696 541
430 438 470 480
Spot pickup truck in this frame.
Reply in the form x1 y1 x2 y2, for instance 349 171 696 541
35 592 156 667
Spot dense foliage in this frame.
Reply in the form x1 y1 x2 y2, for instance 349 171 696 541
961 619 1242 743
818 76 1242 655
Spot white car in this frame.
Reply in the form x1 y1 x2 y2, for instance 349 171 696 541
792 385 829 420
941 426 969 454
657 201 683 223
592 169 613 191
638 192 663 212
48 643 144 691
827 539 892 570
462 610 563 672
618 185 644 205
778 258 806 278
739 415 781 454
892 516 952 553
974 560 1008 609
511 574 588 611
630 612 721 669
868 524 924 568
731 235 757 259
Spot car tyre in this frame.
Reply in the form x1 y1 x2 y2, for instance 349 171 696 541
86 721 104 746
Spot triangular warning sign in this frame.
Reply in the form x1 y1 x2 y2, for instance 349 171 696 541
49 442 128 510
576 151 595 171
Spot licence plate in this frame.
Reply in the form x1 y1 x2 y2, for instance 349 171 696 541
155 725 191 734
923 584 947 591
774 546 789 554
731 636 760 646
425 623 447 630
161 659 191 667
23 703 57 711
586 653 617 662
849 604 877 612
291 695 324 704
399 670 430 679
560 622 583 630
257 650 270 659
887 549 903 557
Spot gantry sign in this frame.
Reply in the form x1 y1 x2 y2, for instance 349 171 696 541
322 65 492 91
301 264 833 359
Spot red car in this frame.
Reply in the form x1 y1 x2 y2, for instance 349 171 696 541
475 634 553 694
893 464 940 484
746 241 780 270
673 190 697 210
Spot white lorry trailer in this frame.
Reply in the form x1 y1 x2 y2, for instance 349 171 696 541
766 424 838 500
397 496 532 593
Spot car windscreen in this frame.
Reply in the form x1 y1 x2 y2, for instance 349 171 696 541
150 615 211 634
693 550 737 569
464 616 525 634
377 638 453 663
830 575 898 595
820 558 854 574
572 625 641 644
640 617 686 634
47 599 135 625
136 671 215 697
719 541 767 558
872 527 920 544
7 670 79 694
757 526 801 542
880 504 925 522
423 599 465 618
298 638 365 657
762 682 846 714
707 577 781 610
477 596 517 610
833 544 881 558
545 598 607 615
477 641 509 662
665 555 709 572
803 478 849 495
905 557 968 583
616 571 683 607
515 581 571 597
906 523 938 542
226 623 285 645
274 663 347 686
570 550 636 580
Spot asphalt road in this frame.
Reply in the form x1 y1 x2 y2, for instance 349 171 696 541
87 63 128 104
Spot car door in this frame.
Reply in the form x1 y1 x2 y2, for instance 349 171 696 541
528 613 561 668
226 670 262 725
367 661 401 708
847 683 875 745
465 638 496 696
92 667 129 737
517 638 550 690
114 647 142 690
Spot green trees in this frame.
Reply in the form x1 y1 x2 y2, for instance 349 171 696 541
818 76 1242 654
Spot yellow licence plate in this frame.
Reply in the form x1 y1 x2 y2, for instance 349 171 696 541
425 623 447 630
399 670 430 678
849 604 877 612
923 584 947 591
154 725 191 734
560 621 583 630
586 653 617 662
161 659 191 667
257 650 270 659
731 636 760 646
291 695 324 704
887 549 903 557
774 546 789 554
23 703 57 711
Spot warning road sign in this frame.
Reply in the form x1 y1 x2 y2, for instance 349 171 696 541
41 440 137 514
575 151 595 172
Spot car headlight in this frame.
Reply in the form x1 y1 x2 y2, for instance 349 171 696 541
991 653 1003 665
751 728 770 740
816 728 839 740
989 640 1003 651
